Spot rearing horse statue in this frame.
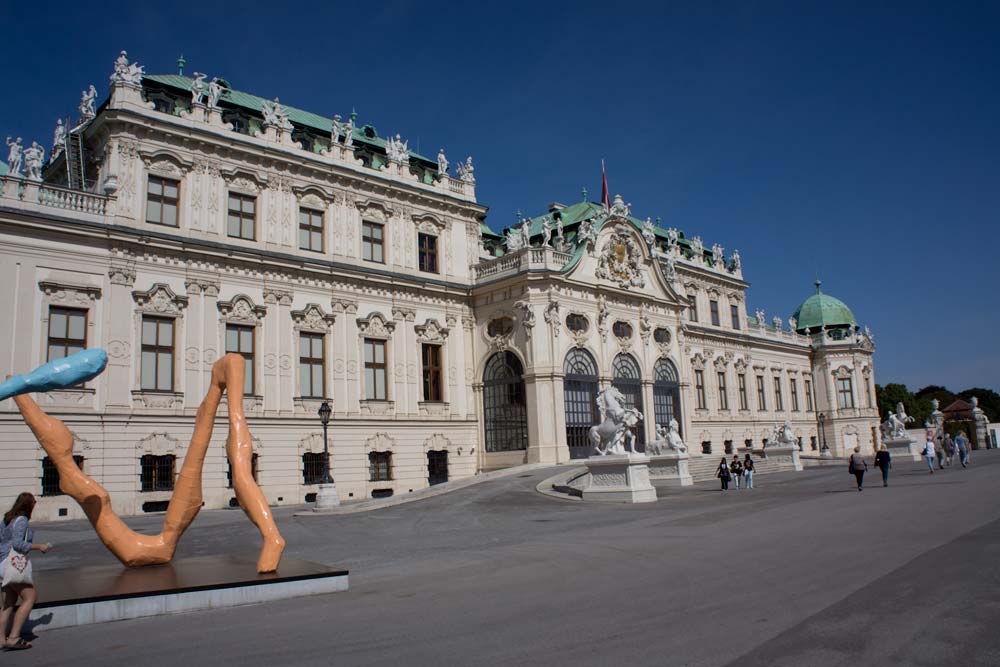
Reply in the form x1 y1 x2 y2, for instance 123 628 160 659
589 387 643 456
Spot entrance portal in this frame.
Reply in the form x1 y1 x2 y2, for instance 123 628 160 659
427 450 448 486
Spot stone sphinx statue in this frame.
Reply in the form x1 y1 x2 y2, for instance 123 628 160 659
772 420 797 448
589 387 643 456
649 418 687 455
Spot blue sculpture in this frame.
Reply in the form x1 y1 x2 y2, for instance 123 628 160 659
0 349 107 401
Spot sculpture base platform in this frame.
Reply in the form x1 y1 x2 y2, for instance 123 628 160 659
884 437 920 462
26 554 348 631
582 454 657 503
762 445 803 471
648 452 693 486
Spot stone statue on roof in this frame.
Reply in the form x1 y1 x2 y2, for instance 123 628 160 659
330 115 343 145
437 148 448 175
207 78 224 108
262 98 293 131
690 236 704 261
190 72 207 105
729 249 741 272
23 141 44 181
578 217 597 247
520 218 531 247
772 316 783 331
5 137 23 176
504 227 524 252
110 50 144 86
541 217 553 246
642 217 656 248
788 316 798 331
343 117 355 147
712 243 725 267
755 308 765 327
79 85 97 121
51 119 66 161
457 156 475 183
385 134 409 163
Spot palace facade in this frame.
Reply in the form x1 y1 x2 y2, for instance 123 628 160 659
0 52 879 520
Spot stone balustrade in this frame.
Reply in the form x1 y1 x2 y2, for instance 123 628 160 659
474 246 573 282
38 184 109 215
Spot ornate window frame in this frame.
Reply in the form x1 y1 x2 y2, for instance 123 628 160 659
291 303 336 411
357 312 395 414
37 280 102 409
415 318 450 413
131 283 188 409
217 295 267 405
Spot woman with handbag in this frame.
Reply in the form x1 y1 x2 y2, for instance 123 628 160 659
716 457 731 491
848 447 868 491
0 492 50 651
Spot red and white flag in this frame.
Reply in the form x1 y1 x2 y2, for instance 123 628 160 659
601 160 611 211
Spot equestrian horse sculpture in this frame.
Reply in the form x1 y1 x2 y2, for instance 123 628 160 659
589 387 644 456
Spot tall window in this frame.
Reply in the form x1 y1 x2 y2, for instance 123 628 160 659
710 300 720 326
369 451 392 482
225 324 255 395
362 221 384 263
837 377 855 409
47 307 87 361
717 371 729 410
731 304 740 330
227 193 256 240
140 454 176 492
140 316 174 391
422 343 442 401
484 352 528 452
298 207 324 253
418 233 438 273
688 300 698 322
364 339 387 400
738 374 748 410
299 333 325 398
756 375 767 411
790 378 800 411
805 379 814 411
773 377 784 411
146 176 179 227
41 456 84 496
695 370 706 410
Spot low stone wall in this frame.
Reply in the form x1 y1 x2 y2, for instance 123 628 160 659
647 453 693 486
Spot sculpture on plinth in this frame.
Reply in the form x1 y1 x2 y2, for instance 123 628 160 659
880 411 907 440
261 98 293 131
23 142 44 181
456 156 475 183
690 236 704 260
207 77 224 108
51 119 67 161
772 420 797 448
504 227 524 252
0 349 285 573
541 216 553 247
589 387 643 456
343 116 355 147
711 243 725 267
649 419 687 455
642 217 656 248
385 134 409 163
436 148 448 175
79 85 98 121
190 72 207 105
110 50 144 86
5 137 23 176
729 249 741 272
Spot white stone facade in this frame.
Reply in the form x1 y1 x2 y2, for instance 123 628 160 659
0 56 879 520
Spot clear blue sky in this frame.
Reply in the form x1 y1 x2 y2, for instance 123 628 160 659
2 1 998 392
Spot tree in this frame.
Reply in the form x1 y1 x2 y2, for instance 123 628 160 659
956 388 1000 422
875 383 911 421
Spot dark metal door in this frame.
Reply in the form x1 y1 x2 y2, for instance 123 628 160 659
427 450 448 486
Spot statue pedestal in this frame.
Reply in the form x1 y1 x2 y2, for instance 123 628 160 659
314 482 341 510
648 452 693 487
582 454 657 503
884 437 920 462
763 445 803 471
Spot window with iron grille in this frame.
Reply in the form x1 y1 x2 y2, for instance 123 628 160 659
773 377 784 411
362 221 384 263
364 338 387 400
298 207 324 253
483 352 528 452
47 307 87 362
227 193 256 240
790 379 800 411
369 451 392 482
710 300 720 326
756 375 767 411
837 377 855 409
227 453 259 488
422 344 442 402
612 353 645 447
738 374 749 410
695 370 706 410
564 349 599 458
731 304 740 330
41 455 84 496
140 454 176 492
418 233 438 273
653 358 682 436
299 333 325 398
146 176 179 227
225 324 255 395
717 371 729 410
805 379 814 411
140 316 174 391
302 452 326 485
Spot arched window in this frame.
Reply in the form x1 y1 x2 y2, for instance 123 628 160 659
482 352 528 453
653 358 682 437
612 353 645 449
563 349 599 459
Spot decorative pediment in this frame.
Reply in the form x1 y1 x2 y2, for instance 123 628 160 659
595 227 645 289
217 295 266 325
298 192 327 211
291 303 336 332
135 432 182 455
224 171 262 194
357 311 395 338
38 280 102 305
832 365 853 380
423 433 452 452
355 199 393 222
365 432 396 452
331 297 358 314
132 283 189 316
143 154 185 177
415 318 450 343
412 212 448 234
691 353 706 370
713 355 728 371
734 357 748 373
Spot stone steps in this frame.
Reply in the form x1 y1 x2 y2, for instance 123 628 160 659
683 454 794 483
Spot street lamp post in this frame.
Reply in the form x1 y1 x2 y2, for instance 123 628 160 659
819 412 831 458
314 400 341 509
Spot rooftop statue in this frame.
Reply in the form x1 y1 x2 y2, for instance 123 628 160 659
520 218 531 247
437 148 448 175
79 85 97 121
589 387 643 456
329 115 343 145
642 217 656 248
385 134 409 163
649 418 687 455
772 316 783 331
5 137 23 176
609 193 631 217
207 77 224 108
51 119 66 161
0 349 285 573
343 117 355 147
664 227 679 249
690 236 704 260
755 308 765 326
712 243 725 267
504 227 524 252
542 217 553 246
729 248 741 271
577 217 597 246
190 72 207 104
23 141 44 181
110 50 144 86
456 155 475 183
788 316 798 331
261 98 293 131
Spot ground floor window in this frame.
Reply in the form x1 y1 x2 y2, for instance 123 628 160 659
302 452 326 485
41 455 84 496
227 453 260 488
653 358 682 436
140 454 176 492
564 349 599 459
369 451 392 482
483 352 528 452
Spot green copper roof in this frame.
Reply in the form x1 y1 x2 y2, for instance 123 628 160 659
0 160 7 176
141 74 435 164
791 281 856 333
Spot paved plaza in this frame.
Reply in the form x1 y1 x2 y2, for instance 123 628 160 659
15 452 1000 666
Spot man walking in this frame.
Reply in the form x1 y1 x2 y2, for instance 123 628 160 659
875 445 891 487
955 431 970 468
943 433 955 466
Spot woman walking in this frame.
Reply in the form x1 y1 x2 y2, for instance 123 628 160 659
849 447 867 491
1 492 50 651
730 455 743 490
874 444 892 487
743 454 755 490
717 457 731 491
923 434 937 474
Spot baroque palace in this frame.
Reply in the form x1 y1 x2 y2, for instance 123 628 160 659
0 52 879 520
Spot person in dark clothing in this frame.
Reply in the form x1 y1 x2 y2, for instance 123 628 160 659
717 458 731 491
730 456 743 490
743 454 755 489
874 444 891 487
849 447 867 491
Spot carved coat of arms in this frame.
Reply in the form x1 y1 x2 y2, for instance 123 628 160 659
596 230 645 288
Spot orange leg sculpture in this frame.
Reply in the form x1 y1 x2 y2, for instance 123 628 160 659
12 354 285 573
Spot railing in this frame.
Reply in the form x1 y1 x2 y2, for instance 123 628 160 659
38 184 108 215
474 246 573 281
